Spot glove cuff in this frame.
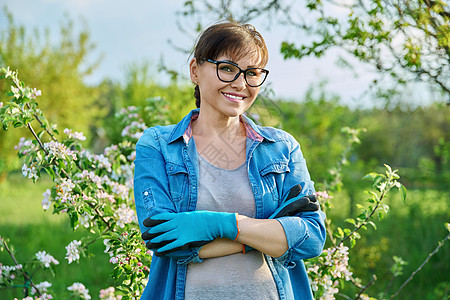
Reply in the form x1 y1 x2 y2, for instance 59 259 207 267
233 213 240 242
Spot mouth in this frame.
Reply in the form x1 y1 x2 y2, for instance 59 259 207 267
222 92 246 103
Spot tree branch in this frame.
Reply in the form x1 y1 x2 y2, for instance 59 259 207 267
390 231 450 299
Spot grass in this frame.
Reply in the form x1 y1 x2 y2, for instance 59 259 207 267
0 173 114 299
327 187 450 299
1 172 449 299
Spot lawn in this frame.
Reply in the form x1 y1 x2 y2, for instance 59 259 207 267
0 173 114 299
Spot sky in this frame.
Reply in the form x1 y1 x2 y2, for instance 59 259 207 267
1 0 377 106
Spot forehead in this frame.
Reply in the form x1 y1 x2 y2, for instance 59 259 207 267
218 48 263 67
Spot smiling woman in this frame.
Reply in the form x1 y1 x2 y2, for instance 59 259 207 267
133 21 326 300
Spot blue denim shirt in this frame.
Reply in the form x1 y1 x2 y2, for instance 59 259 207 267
134 108 326 299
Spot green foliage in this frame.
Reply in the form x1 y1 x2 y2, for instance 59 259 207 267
95 63 196 148
179 0 450 102
0 9 103 175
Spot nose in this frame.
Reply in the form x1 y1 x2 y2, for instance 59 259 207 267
230 72 246 90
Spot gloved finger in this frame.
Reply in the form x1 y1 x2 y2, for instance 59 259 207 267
300 202 320 212
154 240 210 257
272 196 310 218
143 213 177 226
149 228 179 244
143 217 167 228
146 239 174 250
156 239 210 256
142 229 163 241
147 218 179 235
307 194 317 203
285 184 302 201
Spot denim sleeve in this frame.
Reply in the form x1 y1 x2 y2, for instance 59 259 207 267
134 128 201 264
273 134 326 267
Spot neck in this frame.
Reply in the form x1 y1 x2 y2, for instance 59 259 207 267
193 109 244 138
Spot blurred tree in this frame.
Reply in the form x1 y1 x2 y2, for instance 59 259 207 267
96 62 196 146
0 9 103 177
178 0 449 102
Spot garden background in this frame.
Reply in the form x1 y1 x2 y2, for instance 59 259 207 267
0 1 449 299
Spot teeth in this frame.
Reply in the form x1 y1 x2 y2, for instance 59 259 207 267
224 93 244 100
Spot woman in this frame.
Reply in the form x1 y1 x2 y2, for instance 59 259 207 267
134 21 326 300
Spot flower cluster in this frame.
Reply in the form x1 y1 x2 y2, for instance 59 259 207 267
307 244 354 299
1 263 23 281
42 189 52 210
22 162 39 180
64 128 86 141
114 204 137 228
99 287 122 300
316 190 332 200
35 251 59 268
65 240 82 264
55 178 76 204
44 141 77 160
31 281 52 297
15 137 38 156
67 282 91 299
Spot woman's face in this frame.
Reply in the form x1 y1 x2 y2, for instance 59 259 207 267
190 52 262 118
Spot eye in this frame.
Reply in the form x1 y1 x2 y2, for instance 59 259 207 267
219 64 235 73
246 69 262 77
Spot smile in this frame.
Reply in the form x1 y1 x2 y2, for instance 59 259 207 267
223 92 245 102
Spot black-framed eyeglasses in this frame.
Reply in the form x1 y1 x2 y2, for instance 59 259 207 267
203 58 269 87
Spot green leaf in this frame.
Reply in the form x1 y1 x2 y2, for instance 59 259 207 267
362 172 378 181
345 218 356 225
350 238 357 248
384 164 392 173
400 184 407 203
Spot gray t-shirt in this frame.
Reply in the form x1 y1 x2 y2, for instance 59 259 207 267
185 153 279 299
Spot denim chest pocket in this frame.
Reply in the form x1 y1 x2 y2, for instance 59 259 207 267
260 161 290 202
166 162 189 202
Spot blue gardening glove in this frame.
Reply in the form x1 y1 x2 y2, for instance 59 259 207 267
142 211 239 256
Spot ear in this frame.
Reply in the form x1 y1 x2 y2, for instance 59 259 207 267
189 58 199 84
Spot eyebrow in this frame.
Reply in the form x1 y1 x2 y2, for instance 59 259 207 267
222 59 259 69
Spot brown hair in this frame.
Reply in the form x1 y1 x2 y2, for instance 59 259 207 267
192 21 269 108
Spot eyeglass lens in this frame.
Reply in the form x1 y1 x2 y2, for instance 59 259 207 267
217 62 267 87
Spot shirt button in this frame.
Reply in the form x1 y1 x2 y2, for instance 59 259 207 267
144 191 149 196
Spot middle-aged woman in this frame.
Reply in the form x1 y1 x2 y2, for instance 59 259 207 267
134 21 326 299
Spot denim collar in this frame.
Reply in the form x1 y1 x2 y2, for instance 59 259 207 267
167 108 276 144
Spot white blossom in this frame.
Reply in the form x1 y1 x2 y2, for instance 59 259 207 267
21 163 39 180
44 140 77 160
67 282 91 299
114 204 136 228
55 178 75 204
42 189 52 210
316 190 332 200
64 128 87 141
65 240 82 264
31 281 52 295
35 251 59 268
99 286 122 300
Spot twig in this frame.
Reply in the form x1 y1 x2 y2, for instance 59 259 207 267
390 231 450 299
355 274 377 299
26 123 48 155
26 103 57 142
338 190 386 247
2 238 41 297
